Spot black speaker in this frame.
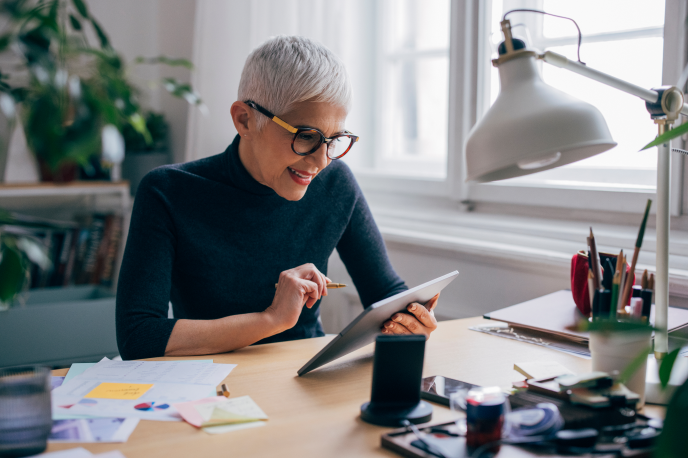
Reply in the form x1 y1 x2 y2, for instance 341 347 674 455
360 334 433 427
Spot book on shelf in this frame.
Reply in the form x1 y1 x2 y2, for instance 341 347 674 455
2 211 124 289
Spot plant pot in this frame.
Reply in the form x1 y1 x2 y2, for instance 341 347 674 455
122 150 170 196
38 160 78 183
589 329 652 407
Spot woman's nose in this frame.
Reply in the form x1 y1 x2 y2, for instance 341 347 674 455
306 143 330 168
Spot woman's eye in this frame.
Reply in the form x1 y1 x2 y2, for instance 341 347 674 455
297 133 316 141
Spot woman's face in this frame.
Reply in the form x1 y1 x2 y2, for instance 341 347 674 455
234 100 348 201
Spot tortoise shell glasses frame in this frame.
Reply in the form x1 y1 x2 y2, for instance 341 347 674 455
244 100 359 160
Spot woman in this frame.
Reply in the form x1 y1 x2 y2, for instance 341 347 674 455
116 36 440 360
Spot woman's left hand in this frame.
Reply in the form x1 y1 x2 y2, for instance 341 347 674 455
381 293 440 338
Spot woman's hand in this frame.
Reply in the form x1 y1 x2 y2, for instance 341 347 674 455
264 264 330 333
381 293 440 338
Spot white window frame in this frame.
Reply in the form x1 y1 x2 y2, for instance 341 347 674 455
356 0 688 223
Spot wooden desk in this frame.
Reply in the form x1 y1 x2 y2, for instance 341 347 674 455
47 317 655 457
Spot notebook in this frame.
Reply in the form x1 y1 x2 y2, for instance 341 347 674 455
484 290 688 343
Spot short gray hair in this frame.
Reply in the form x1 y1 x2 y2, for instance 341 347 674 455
238 36 352 129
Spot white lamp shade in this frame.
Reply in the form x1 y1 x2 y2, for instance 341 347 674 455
466 53 617 183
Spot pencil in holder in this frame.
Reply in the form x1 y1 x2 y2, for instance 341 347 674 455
571 251 635 316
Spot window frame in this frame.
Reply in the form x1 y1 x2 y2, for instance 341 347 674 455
355 0 687 221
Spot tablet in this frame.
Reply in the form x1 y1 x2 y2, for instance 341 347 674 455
297 270 459 376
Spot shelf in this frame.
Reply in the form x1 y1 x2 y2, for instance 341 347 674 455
0 181 129 198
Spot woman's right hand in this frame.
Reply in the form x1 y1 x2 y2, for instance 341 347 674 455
265 264 330 333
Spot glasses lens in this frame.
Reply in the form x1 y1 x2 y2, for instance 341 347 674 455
328 136 354 159
293 129 323 154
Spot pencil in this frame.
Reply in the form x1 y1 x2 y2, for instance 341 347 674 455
221 383 230 398
641 269 649 289
617 253 626 313
588 228 602 290
611 255 621 319
620 199 653 309
274 283 347 289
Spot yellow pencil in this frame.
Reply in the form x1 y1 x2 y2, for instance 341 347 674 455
274 283 346 289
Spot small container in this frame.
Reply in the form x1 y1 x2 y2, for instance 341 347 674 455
465 387 508 451
0 366 52 457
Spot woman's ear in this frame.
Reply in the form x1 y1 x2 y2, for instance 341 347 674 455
231 101 252 137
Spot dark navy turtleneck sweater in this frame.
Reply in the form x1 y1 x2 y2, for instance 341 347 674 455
115 135 407 360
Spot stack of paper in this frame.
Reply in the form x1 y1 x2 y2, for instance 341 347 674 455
27 447 125 458
51 359 236 421
174 395 268 434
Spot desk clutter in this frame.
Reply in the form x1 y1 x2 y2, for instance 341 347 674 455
384 367 660 458
0 358 249 457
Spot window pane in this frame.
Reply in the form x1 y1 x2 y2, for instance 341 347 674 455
486 0 664 190
387 0 451 52
541 0 665 38
384 57 449 163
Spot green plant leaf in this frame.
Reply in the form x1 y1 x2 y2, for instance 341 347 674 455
90 18 109 48
578 318 655 333
69 14 81 31
618 345 652 385
128 113 152 144
0 34 11 53
0 245 25 303
641 121 688 150
660 348 681 389
161 77 202 105
72 0 89 18
135 55 194 69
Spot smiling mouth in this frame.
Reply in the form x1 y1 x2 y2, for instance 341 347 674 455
288 167 313 179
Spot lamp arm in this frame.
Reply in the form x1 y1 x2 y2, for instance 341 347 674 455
541 51 688 117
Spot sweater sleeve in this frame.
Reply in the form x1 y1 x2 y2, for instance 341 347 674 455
116 170 178 360
335 184 407 308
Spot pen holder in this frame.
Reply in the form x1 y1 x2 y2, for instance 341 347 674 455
571 251 634 316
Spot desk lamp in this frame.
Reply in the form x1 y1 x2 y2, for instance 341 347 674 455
466 10 688 360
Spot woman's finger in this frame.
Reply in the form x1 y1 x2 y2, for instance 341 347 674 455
382 320 411 335
425 293 440 312
390 312 424 334
407 302 437 329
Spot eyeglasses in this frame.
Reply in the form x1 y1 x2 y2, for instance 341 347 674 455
245 100 359 160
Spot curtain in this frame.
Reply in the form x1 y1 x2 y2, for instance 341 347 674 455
184 0 363 163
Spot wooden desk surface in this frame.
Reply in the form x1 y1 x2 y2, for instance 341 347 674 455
47 317 656 457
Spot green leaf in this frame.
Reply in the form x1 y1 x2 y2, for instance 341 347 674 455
0 245 25 303
641 121 688 150
72 0 89 18
580 318 655 334
135 55 194 69
128 113 152 144
618 345 653 385
660 348 681 389
161 77 202 105
69 14 82 31
0 34 11 53
91 18 109 49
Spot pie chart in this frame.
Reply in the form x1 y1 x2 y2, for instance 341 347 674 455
134 402 170 411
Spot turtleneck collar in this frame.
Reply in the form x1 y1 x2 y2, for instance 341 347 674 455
223 134 277 196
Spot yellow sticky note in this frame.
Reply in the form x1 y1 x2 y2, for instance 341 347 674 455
84 382 153 400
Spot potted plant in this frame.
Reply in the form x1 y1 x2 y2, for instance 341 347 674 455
0 0 200 182
121 111 169 196
0 209 50 311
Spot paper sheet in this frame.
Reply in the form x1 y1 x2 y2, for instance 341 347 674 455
203 421 266 435
174 396 268 428
27 447 93 458
27 447 127 458
49 418 139 443
52 359 235 421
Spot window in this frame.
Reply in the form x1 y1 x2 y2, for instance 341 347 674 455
480 0 665 193
344 0 451 179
